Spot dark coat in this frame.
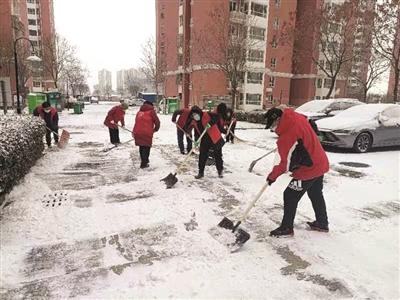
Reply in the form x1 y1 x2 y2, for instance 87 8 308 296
33 105 59 130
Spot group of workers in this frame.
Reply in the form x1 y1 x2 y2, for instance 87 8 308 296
33 99 329 238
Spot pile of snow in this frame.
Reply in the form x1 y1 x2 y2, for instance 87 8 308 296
0 115 46 200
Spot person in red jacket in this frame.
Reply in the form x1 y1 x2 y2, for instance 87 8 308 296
33 102 59 147
172 108 193 154
132 101 160 168
265 107 330 237
190 106 225 179
104 103 128 145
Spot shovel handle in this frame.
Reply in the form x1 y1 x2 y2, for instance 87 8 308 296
176 124 193 142
254 148 276 163
117 124 133 133
176 124 209 173
239 182 269 223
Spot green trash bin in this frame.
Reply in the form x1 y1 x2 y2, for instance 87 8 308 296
167 98 179 114
45 92 63 112
27 93 47 114
73 102 83 114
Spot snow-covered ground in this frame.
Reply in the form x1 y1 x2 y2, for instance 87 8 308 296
1 103 399 299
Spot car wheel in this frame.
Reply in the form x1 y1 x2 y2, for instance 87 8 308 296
353 132 372 153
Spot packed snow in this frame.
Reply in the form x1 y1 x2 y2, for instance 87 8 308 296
0 103 399 299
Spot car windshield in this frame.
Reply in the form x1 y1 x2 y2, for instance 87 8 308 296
334 104 392 120
295 100 333 113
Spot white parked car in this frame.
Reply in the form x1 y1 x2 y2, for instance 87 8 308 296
316 104 400 153
295 98 364 120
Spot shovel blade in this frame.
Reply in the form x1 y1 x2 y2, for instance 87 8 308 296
209 218 251 252
161 173 178 188
57 130 70 149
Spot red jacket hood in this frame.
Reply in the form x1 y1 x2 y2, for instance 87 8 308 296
275 108 296 135
140 104 154 112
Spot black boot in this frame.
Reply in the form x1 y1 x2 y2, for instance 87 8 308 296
269 226 294 237
194 172 204 179
307 221 329 232
218 170 223 178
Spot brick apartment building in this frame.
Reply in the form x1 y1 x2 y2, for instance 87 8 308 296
0 0 55 107
156 0 372 111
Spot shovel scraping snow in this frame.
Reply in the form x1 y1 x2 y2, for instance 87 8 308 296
46 127 70 148
209 183 268 252
161 124 210 188
248 148 276 173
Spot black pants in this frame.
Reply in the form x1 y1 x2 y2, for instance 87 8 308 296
139 146 151 166
108 128 120 144
281 176 328 229
226 123 236 143
46 127 58 146
177 129 192 154
199 142 223 174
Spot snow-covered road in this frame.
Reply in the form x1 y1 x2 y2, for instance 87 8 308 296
1 103 399 299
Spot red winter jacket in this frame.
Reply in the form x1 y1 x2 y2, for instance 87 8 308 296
132 104 160 147
268 108 329 181
104 105 125 129
33 105 58 129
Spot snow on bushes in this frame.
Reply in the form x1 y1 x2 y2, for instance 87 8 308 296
0 115 46 199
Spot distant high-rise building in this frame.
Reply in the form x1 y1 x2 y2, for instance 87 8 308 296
116 69 126 94
0 0 56 107
98 69 112 96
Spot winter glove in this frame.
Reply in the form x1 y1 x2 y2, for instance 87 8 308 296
266 177 275 186
193 140 200 148
206 123 211 129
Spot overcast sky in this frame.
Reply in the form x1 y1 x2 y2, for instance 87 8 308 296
54 0 156 90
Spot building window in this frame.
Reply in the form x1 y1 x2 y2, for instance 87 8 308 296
239 93 244 105
275 0 280 8
28 19 36 25
251 3 267 17
246 93 262 105
247 72 263 84
33 81 41 87
28 8 36 14
270 57 276 68
269 77 275 87
323 78 332 88
178 54 183 65
248 50 264 62
29 30 37 36
271 37 278 48
27 0 35 3
315 96 321 100
316 78 322 88
179 15 183 26
273 17 279 29
267 94 273 103
249 26 265 40
31 40 38 46
160 12 164 19
36 8 40 14
229 0 237 12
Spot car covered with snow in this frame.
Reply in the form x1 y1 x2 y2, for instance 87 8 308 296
316 104 400 152
295 98 363 120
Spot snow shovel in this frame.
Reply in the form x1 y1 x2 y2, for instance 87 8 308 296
209 182 269 252
176 124 193 142
248 148 276 173
103 138 135 152
46 126 70 149
161 124 210 188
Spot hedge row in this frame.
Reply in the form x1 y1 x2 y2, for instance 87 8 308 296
0 115 46 201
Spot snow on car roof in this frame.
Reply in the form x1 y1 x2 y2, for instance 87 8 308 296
333 103 397 118
295 98 361 113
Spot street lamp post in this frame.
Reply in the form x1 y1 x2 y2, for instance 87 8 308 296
13 37 41 114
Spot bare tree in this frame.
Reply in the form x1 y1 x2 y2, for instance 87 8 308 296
286 0 366 98
140 37 165 101
194 3 258 109
42 33 75 89
373 0 400 102
63 57 89 97
350 48 389 102
124 69 143 96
